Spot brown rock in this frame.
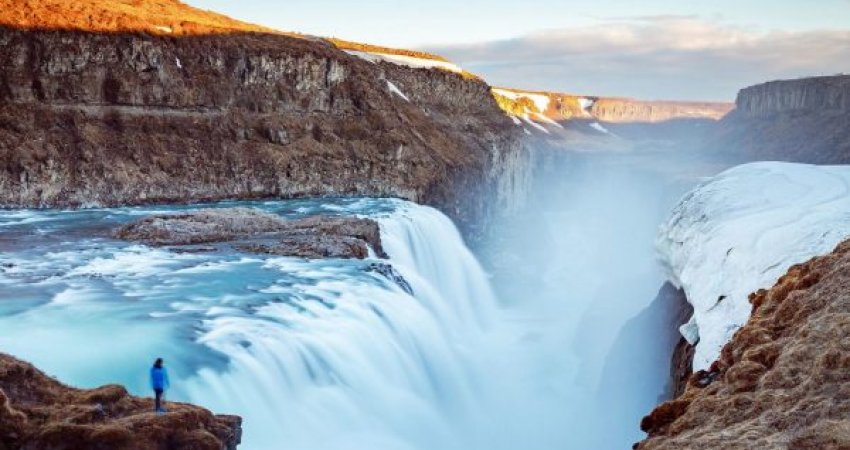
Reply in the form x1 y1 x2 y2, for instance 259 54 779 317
0 353 241 450
636 239 850 449
115 208 386 259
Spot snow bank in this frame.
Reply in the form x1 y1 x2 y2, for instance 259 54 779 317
345 50 463 74
657 162 850 370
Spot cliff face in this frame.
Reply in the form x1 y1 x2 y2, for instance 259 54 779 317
637 239 850 450
589 98 733 123
491 88 732 124
0 3 529 242
736 75 850 117
707 75 850 163
0 353 241 450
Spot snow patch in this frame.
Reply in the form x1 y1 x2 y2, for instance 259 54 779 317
345 50 463 74
510 116 522 126
385 80 410 102
492 88 551 114
520 115 549 134
657 162 850 370
175 57 182 69
589 122 610 134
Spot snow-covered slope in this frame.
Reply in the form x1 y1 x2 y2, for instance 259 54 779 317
657 162 850 370
344 50 463 74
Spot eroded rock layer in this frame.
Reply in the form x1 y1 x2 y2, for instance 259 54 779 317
637 239 850 450
0 353 241 450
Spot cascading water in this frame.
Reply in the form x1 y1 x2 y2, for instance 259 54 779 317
0 146 721 449
0 198 559 450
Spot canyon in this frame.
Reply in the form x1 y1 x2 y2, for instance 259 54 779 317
1 1 850 450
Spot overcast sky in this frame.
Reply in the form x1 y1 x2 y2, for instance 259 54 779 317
187 0 850 101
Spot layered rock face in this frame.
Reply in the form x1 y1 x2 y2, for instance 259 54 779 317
638 239 850 450
588 98 733 123
707 75 850 163
0 353 241 450
0 2 529 243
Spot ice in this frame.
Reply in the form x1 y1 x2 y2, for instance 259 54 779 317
657 161 850 370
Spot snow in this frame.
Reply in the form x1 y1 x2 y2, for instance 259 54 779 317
385 80 409 102
531 112 564 129
345 50 463 74
492 88 551 114
521 115 549 134
578 97 594 112
510 116 522 126
175 57 182 69
657 162 850 370
589 122 610 134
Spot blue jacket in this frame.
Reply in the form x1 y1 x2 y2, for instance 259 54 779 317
150 366 170 391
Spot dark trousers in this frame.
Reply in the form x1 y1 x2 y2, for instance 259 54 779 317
154 388 164 411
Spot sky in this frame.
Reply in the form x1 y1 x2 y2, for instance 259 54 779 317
187 0 850 101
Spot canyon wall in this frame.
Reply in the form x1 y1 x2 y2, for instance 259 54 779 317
589 98 732 123
638 239 850 450
492 88 732 123
0 21 529 242
707 75 850 163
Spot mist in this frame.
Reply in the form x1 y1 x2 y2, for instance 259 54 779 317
480 136 731 448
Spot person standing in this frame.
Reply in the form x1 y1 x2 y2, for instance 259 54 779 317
150 358 170 414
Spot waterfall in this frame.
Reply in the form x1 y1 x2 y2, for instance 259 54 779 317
177 201 502 449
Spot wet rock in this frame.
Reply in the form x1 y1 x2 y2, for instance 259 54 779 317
0 353 241 450
367 262 413 294
235 235 369 259
115 208 290 245
115 207 386 259
637 239 850 449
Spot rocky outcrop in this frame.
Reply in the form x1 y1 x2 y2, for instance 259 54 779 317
0 353 241 450
637 239 850 450
0 1 530 244
115 208 385 259
705 75 850 163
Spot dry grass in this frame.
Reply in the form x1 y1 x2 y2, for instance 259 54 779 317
0 0 297 35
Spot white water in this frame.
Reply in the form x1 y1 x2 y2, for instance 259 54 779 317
0 147 724 449
0 199 572 450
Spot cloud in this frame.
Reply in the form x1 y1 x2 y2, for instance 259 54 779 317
427 17 850 101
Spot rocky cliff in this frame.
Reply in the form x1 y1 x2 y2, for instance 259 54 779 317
492 87 732 124
0 353 241 450
637 239 850 450
706 75 850 163
0 0 530 243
